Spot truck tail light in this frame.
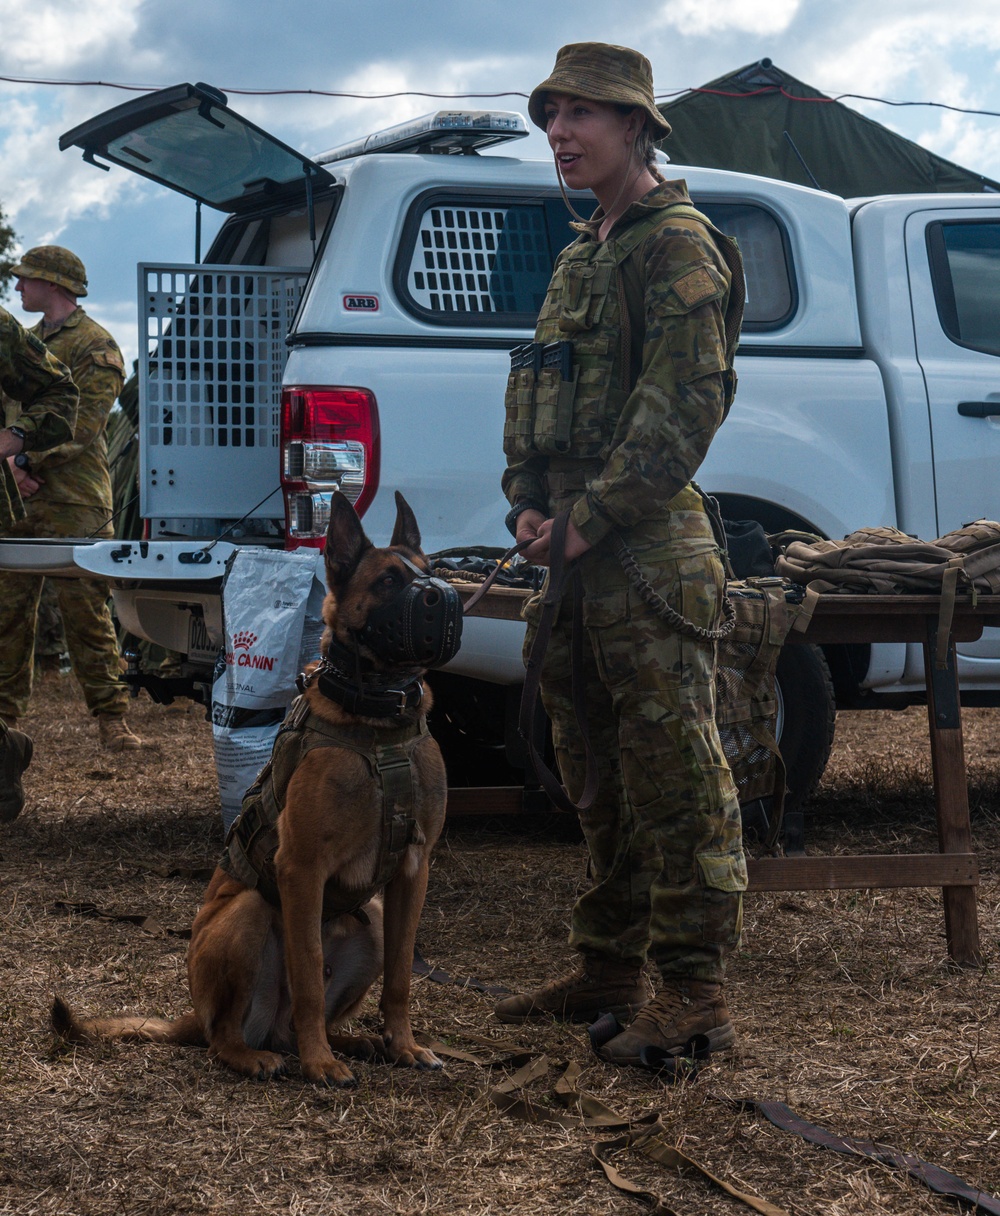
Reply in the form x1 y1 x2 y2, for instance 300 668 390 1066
280 386 380 550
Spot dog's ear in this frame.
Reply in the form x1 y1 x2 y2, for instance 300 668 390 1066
324 492 373 590
390 491 421 552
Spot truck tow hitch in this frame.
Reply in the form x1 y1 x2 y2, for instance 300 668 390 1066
123 648 212 711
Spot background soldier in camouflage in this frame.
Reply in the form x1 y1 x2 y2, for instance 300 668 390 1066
497 43 747 1063
1 245 144 752
0 304 78 819
34 579 71 673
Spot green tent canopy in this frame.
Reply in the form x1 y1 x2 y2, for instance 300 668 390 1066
657 60 1000 197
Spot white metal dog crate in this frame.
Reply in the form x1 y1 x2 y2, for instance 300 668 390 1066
138 264 309 526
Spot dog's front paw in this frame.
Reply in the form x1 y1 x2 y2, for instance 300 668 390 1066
300 1051 357 1088
249 1051 289 1081
383 1035 444 1071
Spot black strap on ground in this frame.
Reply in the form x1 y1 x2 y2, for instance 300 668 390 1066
734 1098 1000 1215
411 945 512 997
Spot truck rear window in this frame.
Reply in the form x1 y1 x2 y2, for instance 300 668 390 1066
396 192 793 331
928 221 1000 356
395 194 587 325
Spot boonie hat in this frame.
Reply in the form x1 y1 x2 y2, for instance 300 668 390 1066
528 42 672 138
12 245 88 297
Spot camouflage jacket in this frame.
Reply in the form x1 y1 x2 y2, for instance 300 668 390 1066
502 180 744 548
0 306 79 532
5 307 124 513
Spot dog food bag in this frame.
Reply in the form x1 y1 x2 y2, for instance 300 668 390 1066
212 548 325 830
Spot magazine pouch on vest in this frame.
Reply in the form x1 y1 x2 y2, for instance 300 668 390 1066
503 201 743 463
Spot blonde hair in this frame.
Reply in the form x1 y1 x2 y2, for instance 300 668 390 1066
633 123 667 183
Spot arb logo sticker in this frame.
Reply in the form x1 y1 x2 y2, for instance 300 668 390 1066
344 294 379 312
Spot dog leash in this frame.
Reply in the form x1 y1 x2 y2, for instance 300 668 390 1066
460 514 599 816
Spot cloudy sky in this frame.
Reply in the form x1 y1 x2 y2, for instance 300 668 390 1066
2 0 999 366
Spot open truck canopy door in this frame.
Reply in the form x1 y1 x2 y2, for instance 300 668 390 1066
59 82 335 213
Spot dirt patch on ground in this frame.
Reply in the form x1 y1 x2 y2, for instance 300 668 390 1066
2 675 998 1215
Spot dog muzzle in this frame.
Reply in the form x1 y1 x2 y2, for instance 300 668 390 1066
359 560 463 669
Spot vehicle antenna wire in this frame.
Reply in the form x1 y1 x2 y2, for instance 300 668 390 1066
198 486 285 555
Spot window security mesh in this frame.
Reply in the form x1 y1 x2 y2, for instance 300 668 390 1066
139 264 308 518
406 204 551 316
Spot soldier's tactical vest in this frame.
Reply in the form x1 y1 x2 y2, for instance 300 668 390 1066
219 694 428 921
503 202 743 466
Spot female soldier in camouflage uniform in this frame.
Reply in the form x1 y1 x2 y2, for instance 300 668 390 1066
498 42 746 1062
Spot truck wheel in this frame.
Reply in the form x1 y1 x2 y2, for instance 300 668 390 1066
774 643 836 814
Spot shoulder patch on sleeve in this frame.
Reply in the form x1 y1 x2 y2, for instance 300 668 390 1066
26 332 48 356
90 347 126 374
671 265 724 311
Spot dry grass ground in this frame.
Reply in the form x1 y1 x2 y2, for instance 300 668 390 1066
1 675 998 1216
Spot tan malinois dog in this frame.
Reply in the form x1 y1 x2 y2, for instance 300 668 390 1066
53 492 452 1085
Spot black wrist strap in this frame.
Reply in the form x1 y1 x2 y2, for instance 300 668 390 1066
505 499 546 538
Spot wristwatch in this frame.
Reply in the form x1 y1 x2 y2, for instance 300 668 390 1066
8 425 26 447
504 499 546 538
13 453 31 471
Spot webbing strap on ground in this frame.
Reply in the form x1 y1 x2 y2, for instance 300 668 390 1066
593 1120 789 1216
734 1098 1000 1215
425 1033 789 1216
411 946 512 997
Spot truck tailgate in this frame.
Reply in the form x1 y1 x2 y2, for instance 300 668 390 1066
0 538 240 581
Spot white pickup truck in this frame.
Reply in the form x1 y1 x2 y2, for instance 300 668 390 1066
5 83 1000 808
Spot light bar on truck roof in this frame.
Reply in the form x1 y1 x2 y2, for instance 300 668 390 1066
316 110 529 164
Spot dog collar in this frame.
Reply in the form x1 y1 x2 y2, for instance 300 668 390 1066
298 638 424 719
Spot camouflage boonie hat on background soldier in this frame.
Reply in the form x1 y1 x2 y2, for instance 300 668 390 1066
528 42 672 138
12 245 88 297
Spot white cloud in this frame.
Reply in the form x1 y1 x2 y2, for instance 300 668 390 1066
804 6 1000 97
658 0 801 38
242 53 535 157
0 95 141 237
0 0 147 73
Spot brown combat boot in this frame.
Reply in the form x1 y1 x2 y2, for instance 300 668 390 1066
0 727 34 822
599 978 734 1063
494 957 652 1025
98 715 145 752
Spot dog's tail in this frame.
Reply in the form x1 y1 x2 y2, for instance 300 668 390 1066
51 994 205 1047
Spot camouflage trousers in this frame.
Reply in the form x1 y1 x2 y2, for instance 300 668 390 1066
0 502 128 719
525 505 746 984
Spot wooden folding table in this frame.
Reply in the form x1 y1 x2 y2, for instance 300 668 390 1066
450 585 1000 966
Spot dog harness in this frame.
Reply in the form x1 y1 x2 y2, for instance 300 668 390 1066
219 693 429 921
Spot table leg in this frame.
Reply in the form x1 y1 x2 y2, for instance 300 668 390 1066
924 617 981 966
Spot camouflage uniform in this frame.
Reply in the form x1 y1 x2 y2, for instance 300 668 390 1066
502 181 746 983
0 306 78 530
0 305 78 818
0 305 128 720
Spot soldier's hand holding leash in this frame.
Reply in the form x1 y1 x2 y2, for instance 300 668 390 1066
7 456 42 499
516 509 592 566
